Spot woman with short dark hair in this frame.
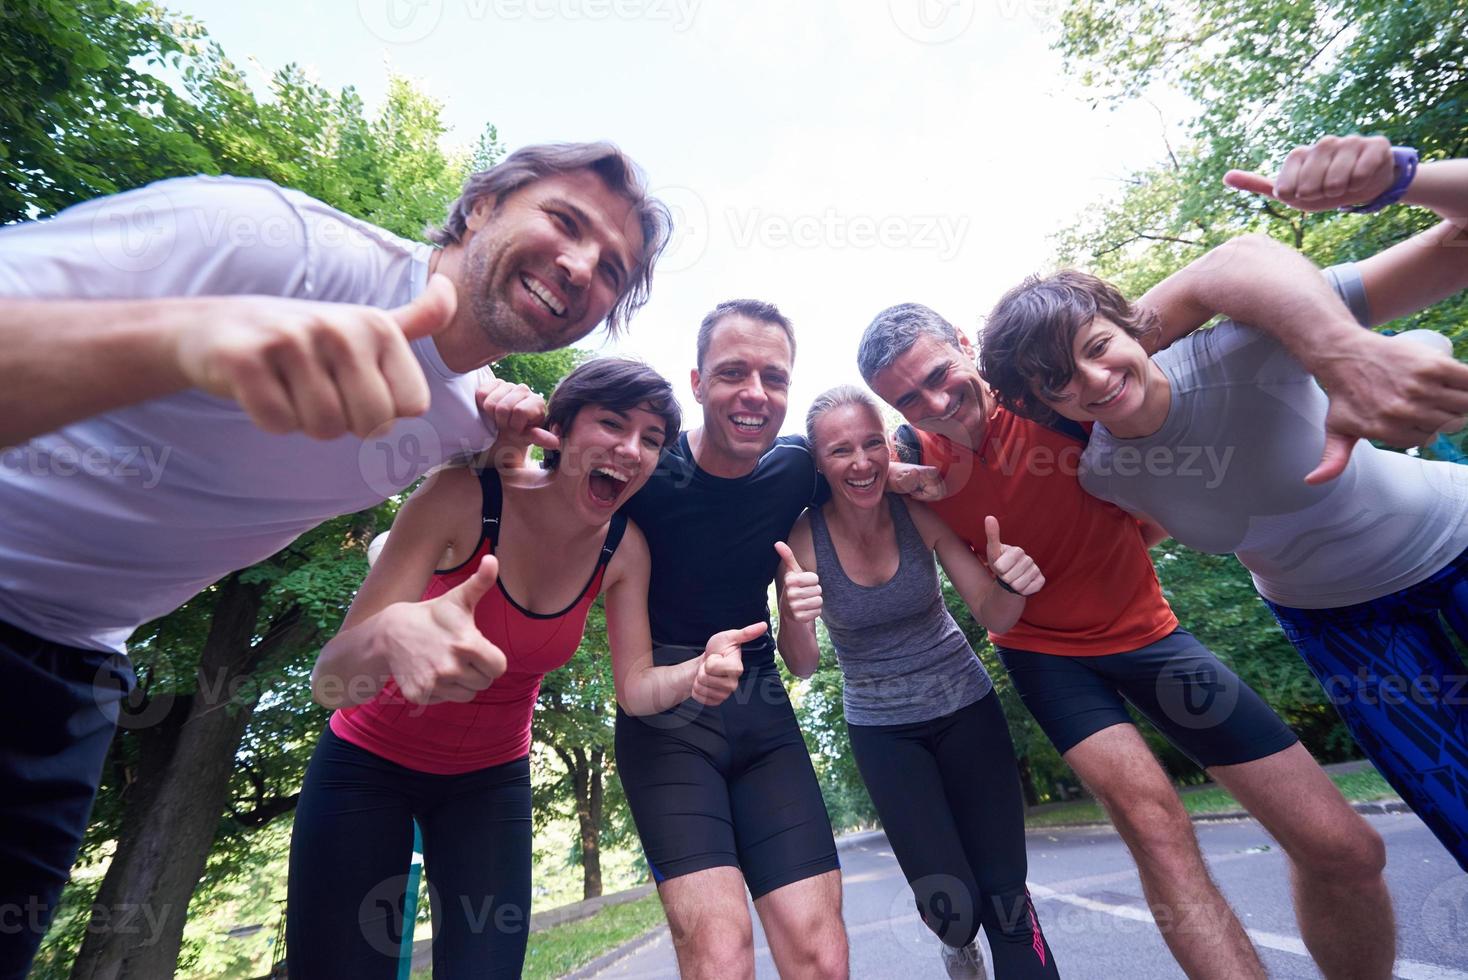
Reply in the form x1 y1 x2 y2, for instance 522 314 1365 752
287 358 761 978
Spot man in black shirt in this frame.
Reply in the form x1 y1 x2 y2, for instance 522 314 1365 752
616 300 847 979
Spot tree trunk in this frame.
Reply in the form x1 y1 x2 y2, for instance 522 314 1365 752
70 578 311 980
578 749 604 900
1016 755 1040 808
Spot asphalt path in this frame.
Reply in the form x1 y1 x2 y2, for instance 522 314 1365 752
585 813 1468 979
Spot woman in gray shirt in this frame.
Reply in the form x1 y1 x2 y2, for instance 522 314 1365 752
778 386 1058 979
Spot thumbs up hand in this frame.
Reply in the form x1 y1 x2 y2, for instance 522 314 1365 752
775 541 823 624
984 516 1044 597
381 555 509 704
692 622 766 705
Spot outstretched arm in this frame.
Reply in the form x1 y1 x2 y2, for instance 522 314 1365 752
0 280 456 450
1225 135 1468 323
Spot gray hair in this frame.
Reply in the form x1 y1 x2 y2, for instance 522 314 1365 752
857 302 964 383
805 384 884 448
696 298 796 370
426 141 672 337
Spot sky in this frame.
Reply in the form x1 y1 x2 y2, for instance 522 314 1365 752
171 0 1196 430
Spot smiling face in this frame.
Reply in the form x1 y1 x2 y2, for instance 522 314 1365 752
811 401 890 511
690 314 793 472
551 402 669 526
869 332 991 448
457 169 643 357
1032 316 1170 435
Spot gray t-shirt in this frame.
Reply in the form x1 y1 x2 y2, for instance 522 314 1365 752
1080 264 1468 610
809 495 992 726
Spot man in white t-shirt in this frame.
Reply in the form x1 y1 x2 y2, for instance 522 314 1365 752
0 141 670 976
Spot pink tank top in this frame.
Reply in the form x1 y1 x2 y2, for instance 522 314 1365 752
331 470 625 773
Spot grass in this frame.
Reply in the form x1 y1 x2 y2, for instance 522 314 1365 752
1021 768 1397 829
411 893 667 980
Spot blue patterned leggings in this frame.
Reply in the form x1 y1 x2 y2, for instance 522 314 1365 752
1266 546 1468 871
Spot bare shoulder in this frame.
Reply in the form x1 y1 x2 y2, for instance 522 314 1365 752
899 496 948 548
606 518 650 587
391 464 483 559
786 510 817 567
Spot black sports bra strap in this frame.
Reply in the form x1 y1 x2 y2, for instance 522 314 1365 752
599 512 628 566
477 467 504 549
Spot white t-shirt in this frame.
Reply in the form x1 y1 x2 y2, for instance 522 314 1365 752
0 175 497 652
1080 264 1468 609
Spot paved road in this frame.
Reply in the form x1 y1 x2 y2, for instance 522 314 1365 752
587 813 1468 979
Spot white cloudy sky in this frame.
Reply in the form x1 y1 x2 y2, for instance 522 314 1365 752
175 0 1198 429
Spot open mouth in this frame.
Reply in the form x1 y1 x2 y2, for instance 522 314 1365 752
1089 375 1127 409
846 474 878 491
588 466 629 504
521 274 567 317
730 414 768 436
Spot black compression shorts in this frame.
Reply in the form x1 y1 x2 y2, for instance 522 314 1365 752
998 628 1299 768
614 662 839 900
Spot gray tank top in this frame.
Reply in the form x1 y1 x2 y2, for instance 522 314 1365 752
809 495 992 726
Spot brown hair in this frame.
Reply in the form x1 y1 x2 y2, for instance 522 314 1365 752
980 270 1159 423
804 385 885 451
426 142 671 337
695 299 796 370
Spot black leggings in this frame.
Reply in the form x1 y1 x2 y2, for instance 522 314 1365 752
286 727 533 979
848 693 1060 978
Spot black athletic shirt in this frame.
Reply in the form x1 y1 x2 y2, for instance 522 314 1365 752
621 433 826 669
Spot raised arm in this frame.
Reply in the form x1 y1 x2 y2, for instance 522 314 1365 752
605 523 764 715
904 500 1042 635
1224 136 1468 327
311 466 507 708
774 517 823 679
0 280 456 450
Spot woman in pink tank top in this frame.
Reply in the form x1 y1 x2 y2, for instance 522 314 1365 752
287 359 764 979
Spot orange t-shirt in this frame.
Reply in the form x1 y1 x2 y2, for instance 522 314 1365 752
911 405 1177 656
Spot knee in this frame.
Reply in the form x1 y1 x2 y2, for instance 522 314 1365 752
979 885 1040 945
670 918 754 972
1100 788 1197 868
1290 816 1386 884
785 913 849 979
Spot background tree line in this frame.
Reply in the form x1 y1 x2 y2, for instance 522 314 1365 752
5 0 1464 975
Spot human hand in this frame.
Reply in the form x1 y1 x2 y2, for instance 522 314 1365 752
775 541 822 623
376 555 508 704
1224 135 1397 213
985 516 1044 596
174 274 457 439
